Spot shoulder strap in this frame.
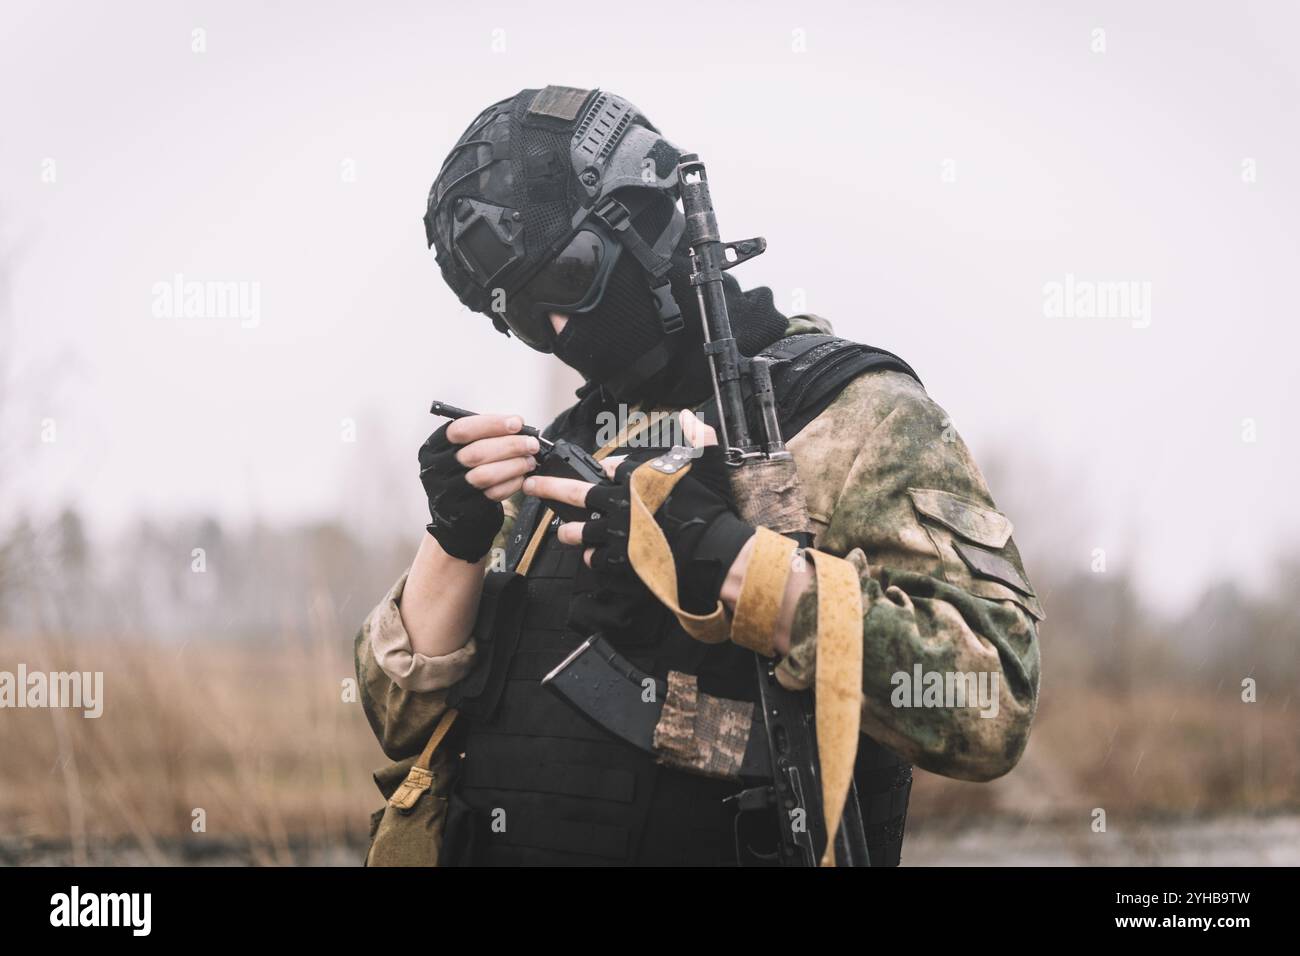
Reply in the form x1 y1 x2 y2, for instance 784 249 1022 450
386 706 461 811
693 335 920 443
502 498 544 573
758 334 921 440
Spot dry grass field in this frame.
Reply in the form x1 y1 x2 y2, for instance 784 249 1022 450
2 633 1296 865
0 633 373 865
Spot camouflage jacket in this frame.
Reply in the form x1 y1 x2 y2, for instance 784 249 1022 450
356 316 1043 784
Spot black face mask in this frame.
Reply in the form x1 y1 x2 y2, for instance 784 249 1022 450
552 251 677 398
555 243 792 406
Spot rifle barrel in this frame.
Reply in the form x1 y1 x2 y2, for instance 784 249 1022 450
678 155 755 455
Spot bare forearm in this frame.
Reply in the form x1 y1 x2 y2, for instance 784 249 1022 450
718 536 813 657
399 533 486 658
404 410 536 658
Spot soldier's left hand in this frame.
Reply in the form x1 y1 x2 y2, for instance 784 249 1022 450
524 410 756 613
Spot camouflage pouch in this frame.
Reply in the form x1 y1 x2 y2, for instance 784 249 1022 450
365 709 460 867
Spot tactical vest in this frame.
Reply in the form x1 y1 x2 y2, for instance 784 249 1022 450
442 334 918 866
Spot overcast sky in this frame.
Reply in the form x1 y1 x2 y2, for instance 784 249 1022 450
2 0 1297 611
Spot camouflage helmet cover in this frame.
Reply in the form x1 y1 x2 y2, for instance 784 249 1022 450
425 86 685 339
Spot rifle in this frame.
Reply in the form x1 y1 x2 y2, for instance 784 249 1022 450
526 158 874 865
677 154 870 866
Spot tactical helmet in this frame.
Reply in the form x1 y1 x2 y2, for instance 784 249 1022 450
425 86 686 354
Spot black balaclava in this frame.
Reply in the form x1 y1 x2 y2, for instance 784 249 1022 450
559 238 791 409
552 250 667 392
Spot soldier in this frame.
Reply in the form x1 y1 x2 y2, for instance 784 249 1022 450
356 86 1043 866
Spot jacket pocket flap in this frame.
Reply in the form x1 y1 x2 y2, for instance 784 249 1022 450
908 488 1012 547
953 540 1033 597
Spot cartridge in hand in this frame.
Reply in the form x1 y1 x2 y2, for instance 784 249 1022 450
429 400 611 524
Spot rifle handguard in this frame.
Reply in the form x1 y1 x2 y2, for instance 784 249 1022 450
730 455 813 536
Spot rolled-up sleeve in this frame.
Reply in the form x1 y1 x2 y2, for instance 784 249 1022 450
354 571 472 761
354 494 523 760
367 570 478 692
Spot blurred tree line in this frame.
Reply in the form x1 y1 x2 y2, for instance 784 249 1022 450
1 229 1294 684
0 499 1295 691
981 449 1300 693
1037 559 1299 692
0 507 414 644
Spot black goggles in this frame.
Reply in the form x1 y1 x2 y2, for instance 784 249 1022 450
498 223 625 352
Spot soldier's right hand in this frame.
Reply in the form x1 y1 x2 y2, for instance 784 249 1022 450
418 414 539 563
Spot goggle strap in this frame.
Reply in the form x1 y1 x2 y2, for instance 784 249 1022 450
594 198 674 281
